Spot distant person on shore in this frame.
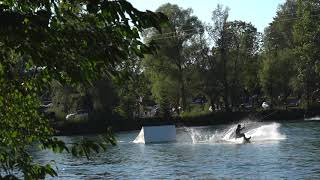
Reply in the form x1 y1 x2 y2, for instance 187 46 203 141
235 124 251 141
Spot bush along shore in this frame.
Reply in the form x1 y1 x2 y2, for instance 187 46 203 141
52 108 320 136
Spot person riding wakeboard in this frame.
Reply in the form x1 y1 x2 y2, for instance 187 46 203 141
235 124 251 141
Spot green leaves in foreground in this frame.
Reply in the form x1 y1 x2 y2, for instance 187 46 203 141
71 131 117 160
41 130 116 157
19 143 118 180
23 164 58 180
0 0 167 179
34 130 116 179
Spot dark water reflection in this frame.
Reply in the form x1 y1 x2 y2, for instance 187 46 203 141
32 121 320 179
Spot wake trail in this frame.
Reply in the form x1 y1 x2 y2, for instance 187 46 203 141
184 122 286 144
304 116 320 121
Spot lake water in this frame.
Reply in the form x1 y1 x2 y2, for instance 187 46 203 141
36 120 320 179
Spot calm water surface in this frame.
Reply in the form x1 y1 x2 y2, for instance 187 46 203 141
35 120 320 179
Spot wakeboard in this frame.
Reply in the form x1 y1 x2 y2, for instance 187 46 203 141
243 136 251 143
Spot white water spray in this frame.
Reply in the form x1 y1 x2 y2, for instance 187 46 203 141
304 116 320 121
185 122 286 144
184 127 217 143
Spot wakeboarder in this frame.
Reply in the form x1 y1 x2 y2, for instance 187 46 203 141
235 124 251 142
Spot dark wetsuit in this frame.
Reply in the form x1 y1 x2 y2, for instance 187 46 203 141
235 127 246 139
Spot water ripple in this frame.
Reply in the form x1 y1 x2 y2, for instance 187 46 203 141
33 121 320 179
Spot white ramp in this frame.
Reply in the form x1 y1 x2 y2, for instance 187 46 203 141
133 125 176 144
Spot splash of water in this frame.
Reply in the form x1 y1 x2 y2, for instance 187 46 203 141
184 127 217 143
304 116 320 121
185 122 286 144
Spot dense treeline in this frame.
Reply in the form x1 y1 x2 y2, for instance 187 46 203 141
142 4 261 114
51 0 320 121
140 0 320 115
261 0 320 109
110 0 320 119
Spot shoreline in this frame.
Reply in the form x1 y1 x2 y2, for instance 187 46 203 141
53 108 320 136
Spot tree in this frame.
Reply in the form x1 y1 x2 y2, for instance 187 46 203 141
0 1 166 178
143 3 203 113
113 55 151 119
226 21 260 108
208 4 231 111
260 49 296 105
260 0 298 106
208 5 260 111
144 54 178 116
184 30 224 109
293 0 320 108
